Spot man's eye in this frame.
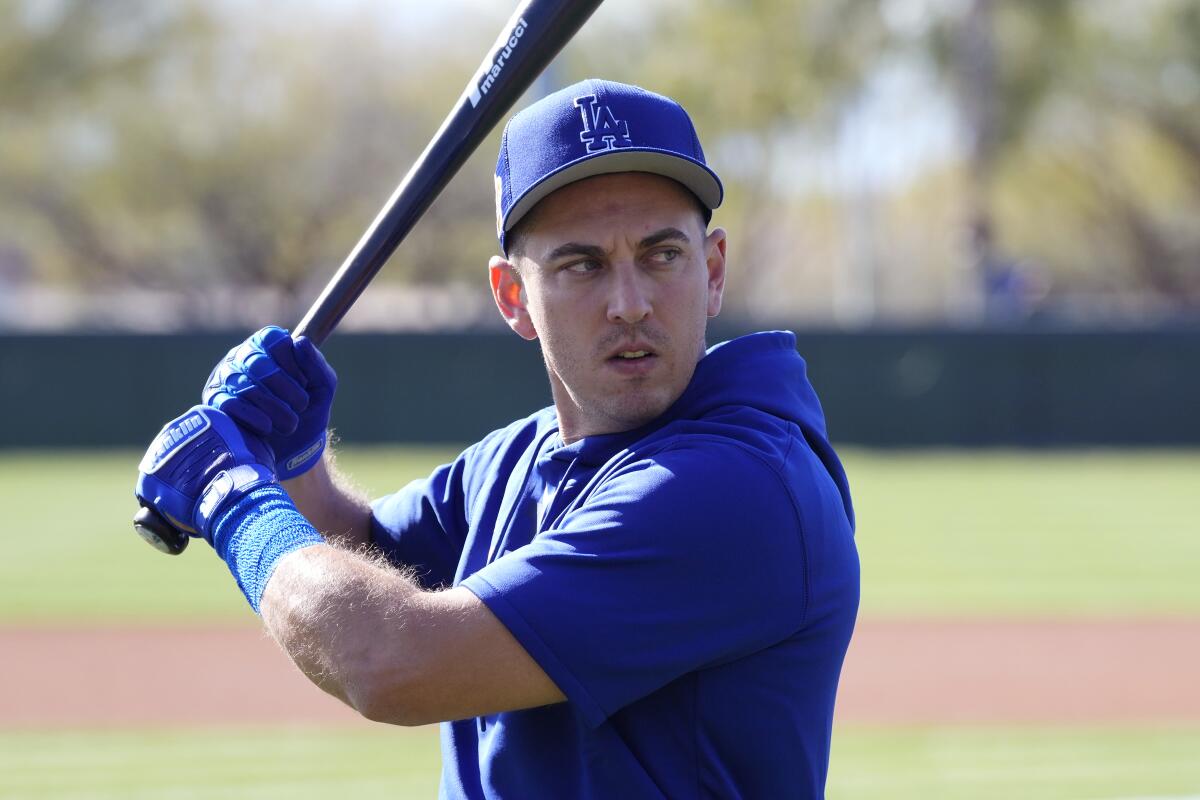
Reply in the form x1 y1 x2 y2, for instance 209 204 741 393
649 248 682 265
565 260 601 274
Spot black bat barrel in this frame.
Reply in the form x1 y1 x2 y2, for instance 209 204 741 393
295 0 605 345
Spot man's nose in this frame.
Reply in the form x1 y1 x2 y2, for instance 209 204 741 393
606 263 653 325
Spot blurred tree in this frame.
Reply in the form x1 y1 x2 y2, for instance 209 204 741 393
921 0 1200 315
0 0 508 326
0 0 186 111
0 0 213 286
1079 0 1200 307
577 0 1200 321
2 0 1197 328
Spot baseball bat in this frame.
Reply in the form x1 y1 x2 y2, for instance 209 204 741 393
133 0 605 555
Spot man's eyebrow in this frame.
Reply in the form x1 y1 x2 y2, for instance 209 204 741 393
639 227 691 248
546 242 607 262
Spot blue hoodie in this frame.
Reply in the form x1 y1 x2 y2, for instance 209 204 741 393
372 331 859 799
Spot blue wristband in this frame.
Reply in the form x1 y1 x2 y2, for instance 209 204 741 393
210 484 325 613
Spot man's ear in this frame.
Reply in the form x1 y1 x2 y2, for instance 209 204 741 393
489 255 538 340
704 228 728 318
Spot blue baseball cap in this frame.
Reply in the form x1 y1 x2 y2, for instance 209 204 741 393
494 79 723 252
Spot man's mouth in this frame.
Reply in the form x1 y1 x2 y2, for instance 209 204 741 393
606 348 659 376
603 338 661 368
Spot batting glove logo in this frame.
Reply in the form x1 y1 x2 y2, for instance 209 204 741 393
140 409 211 474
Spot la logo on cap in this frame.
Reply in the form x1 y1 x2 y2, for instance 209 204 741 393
574 95 631 154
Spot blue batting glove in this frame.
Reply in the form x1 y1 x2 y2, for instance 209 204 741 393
135 406 277 545
202 326 337 480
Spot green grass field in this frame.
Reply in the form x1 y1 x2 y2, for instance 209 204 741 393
2 725 1198 799
2 447 1197 798
1 447 1196 622
0 446 460 623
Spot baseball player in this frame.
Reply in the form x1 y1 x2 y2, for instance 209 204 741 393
136 79 859 798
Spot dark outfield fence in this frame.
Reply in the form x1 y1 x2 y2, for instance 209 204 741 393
1 327 1196 448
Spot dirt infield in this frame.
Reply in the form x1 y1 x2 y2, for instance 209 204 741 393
3 618 1198 727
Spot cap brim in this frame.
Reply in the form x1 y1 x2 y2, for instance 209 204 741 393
503 149 723 237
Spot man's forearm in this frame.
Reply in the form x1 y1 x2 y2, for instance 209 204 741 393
260 543 429 722
281 449 372 550
260 541 563 727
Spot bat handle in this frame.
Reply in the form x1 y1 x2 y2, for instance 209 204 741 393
133 505 190 556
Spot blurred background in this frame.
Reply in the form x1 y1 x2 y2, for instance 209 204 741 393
2 0 1199 332
1 1 1198 798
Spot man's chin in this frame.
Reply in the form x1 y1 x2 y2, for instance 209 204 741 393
602 391 677 432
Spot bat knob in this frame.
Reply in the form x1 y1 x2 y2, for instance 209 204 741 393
133 506 190 556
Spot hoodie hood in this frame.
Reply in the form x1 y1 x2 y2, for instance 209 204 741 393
679 332 852 523
669 331 829 434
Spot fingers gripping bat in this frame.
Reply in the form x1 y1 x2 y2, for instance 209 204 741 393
133 0 605 555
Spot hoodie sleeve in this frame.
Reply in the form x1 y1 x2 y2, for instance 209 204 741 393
460 442 813 727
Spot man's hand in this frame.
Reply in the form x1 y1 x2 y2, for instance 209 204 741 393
203 326 337 479
135 406 277 545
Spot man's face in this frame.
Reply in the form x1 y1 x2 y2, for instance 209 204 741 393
490 172 727 442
